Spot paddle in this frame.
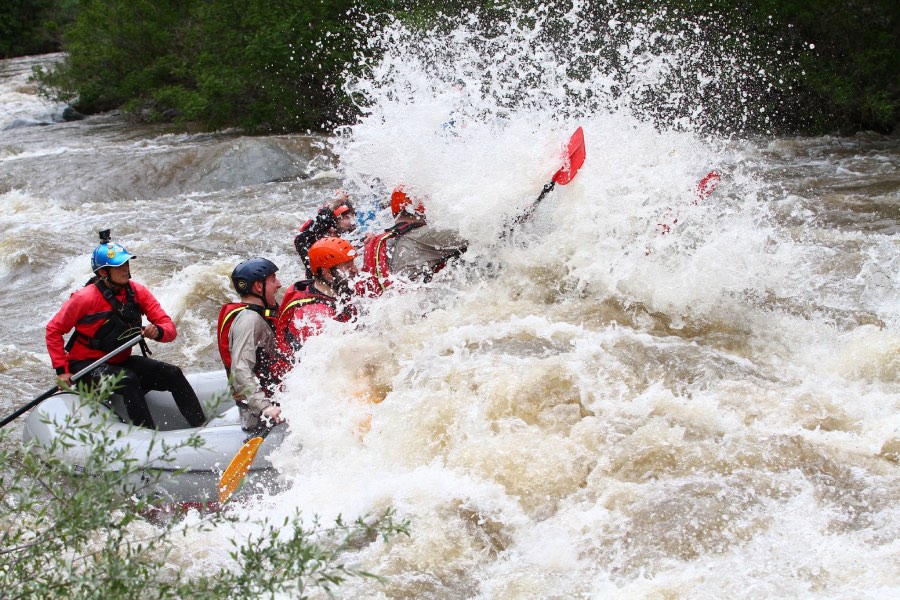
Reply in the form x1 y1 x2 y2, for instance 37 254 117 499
0 335 145 429
218 418 275 505
656 170 722 236
514 126 587 226
692 170 720 204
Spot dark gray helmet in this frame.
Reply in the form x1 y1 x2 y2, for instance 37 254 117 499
231 258 278 295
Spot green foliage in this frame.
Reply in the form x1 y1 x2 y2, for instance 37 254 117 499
186 0 361 131
0 376 409 599
32 0 364 132
25 0 900 133
0 0 77 58
662 0 899 133
792 0 899 133
181 513 407 598
35 0 187 113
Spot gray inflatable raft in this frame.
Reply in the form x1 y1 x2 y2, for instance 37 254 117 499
22 370 287 506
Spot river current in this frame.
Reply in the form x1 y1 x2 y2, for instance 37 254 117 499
1 10 898 598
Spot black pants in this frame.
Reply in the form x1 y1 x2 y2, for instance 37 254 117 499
69 355 206 428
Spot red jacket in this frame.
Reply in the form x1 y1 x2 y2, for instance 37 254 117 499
46 280 176 374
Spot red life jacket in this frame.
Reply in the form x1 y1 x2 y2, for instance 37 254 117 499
275 283 337 354
64 280 147 355
216 302 277 373
360 222 423 297
273 281 353 377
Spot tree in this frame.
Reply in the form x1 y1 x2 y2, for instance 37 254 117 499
0 0 77 58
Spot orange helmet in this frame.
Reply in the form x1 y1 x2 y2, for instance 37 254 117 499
308 237 357 272
391 185 425 217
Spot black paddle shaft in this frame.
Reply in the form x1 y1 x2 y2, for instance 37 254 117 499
242 421 275 444
515 181 557 226
0 335 144 429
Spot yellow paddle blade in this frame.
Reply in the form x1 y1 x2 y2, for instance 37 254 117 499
218 435 265 504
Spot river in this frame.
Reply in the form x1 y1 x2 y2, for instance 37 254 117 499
1 9 898 598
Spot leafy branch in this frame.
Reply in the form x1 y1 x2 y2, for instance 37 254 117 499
0 377 409 600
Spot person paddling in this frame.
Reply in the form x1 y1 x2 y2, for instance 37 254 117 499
274 237 358 376
294 191 358 279
45 230 206 429
217 258 284 432
361 185 468 297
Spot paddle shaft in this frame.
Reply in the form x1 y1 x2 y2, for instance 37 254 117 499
244 419 274 444
515 181 556 226
510 127 585 230
0 335 144 429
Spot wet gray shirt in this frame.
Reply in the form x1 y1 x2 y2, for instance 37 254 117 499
389 225 467 280
228 308 274 429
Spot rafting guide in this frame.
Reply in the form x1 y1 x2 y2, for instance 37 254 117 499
44 230 206 429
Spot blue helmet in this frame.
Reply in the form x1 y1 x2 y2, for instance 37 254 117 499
231 258 278 295
91 242 135 272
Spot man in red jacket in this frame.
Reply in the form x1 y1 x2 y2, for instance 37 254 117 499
274 237 358 377
45 232 205 429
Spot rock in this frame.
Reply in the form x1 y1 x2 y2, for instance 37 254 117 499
61 106 84 121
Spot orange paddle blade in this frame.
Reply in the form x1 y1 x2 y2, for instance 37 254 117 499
218 435 265 504
552 126 586 185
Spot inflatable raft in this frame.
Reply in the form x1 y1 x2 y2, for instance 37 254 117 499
22 370 287 506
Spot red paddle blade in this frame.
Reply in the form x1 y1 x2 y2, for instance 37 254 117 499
695 170 720 203
552 126 586 186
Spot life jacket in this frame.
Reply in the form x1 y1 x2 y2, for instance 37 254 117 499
64 280 147 355
216 302 277 374
360 221 424 296
275 282 340 354
273 281 354 377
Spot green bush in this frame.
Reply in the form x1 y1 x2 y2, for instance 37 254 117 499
0 0 77 58
0 376 408 599
24 0 900 133
31 0 363 132
758 0 898 133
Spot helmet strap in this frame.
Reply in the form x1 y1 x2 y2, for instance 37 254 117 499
249 278 277 310
97 269 115 287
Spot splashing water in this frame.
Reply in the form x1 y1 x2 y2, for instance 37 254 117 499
0 3 896 597
226 6 898 598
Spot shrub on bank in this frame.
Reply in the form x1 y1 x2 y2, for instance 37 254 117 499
23 0 900 134
32 0 362 132
0 376 408 599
